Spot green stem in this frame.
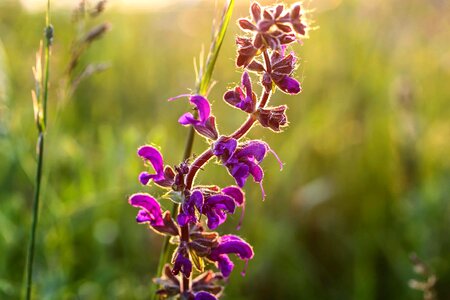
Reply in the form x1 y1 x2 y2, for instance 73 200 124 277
25 133 44 300
25 2 51 299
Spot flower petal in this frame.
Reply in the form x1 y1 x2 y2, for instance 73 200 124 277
137 145 164 176
190 95 211 123
207 194 236 214
178 112 198 126
235 141 267 162
222 186 246 229
195 291 218 300
136 209 153 223
208 235 253 277
193 116 219 140
213 138 237 160
222 186 245 206
173 251 192 278
214 235 254 260
250 2 262 23
230 163 250 188
242 72 252 97
177 212 193 227
206 210 222 230
191 190 204 211
238 18 257 31
129 193 164 226
275 76 301 94
138 171 155 185
216 254 234 278
250 164 264 183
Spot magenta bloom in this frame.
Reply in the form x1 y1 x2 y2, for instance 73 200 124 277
249 46 301 95
223 72 256 113
235 36 259 67
269 49 301 94
257 105 288 132
290 3 307 35
213 139 283 198
201 187 241 230
170 95 219 140
211 137 237 161
238 2 297 50
129 193 179 236
208 235 254 277
178 186 245 230
138 145 175 187
172 249 192 278
177 190 204 227
129 193 164 226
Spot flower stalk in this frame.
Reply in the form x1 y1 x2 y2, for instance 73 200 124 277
130 2 310 299
151 1 235 299
26 1 52 299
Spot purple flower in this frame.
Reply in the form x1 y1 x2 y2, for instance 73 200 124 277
138 145 175 187
195 291 218 300
221 186 245 207
213 139 283 199
222 186 246 229
202 191 237 230
177 190 204 227
238 2 298 50
128 193 179 236
211 136 237 162
178 186 245 230
172 248 192 278
208 234 254 277
235 37 259 68
257 105 288 132
169 95 219 140
129 193 164 226
269 48 301 94
249 47 301 95
223 72 256 113
290 3 307 35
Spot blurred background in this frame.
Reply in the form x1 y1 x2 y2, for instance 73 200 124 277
0 0 449 299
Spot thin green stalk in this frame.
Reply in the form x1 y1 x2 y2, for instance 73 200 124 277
150 1 234 298
25 1 52 299
25 133 44 300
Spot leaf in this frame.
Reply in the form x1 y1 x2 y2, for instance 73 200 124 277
162 191 184 205
189 248 205 273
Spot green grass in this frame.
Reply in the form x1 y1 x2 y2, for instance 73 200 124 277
0 0 449 299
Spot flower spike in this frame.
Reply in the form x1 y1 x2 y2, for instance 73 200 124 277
129 2 311 298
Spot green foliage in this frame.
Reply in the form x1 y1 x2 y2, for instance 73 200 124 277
0 1 449 299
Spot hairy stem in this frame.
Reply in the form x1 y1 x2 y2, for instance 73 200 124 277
180 225 191 293
26 1 51 299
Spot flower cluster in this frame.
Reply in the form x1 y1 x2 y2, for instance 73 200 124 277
128 2 308 299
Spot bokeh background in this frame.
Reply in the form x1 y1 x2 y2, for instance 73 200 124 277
1 0 449 299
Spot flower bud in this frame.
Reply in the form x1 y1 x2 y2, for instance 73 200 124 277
257 105 288 132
